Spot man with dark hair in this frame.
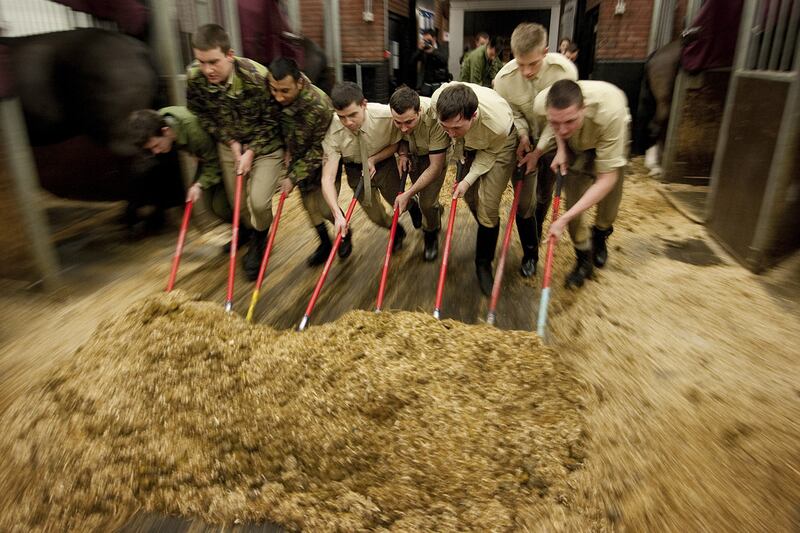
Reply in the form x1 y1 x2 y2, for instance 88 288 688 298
493 22 578 278
389 86 451 261
460 35 503 87
321 82 406 249
476 32 490 47
410 28 450 97
267 56 342 266
431 82 517 296
187 23 283 281
533 79 630 288
128 107 230 229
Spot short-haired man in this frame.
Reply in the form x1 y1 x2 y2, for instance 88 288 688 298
431 82 517 296
389 86 451 261
186 23 284 280
460 35 504 88
533 79 630 288
476 32 490 48
268 57 344 266
321 82 407 250
128 106 230 228
493 22 578 278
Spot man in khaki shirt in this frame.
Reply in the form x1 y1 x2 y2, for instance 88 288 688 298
533 79 630 288
494 23 578 279
430 81 517 296
389 86 451 261
321 82 407 253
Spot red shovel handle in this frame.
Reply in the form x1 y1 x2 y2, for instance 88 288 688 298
375 170 409 312
253 191 287 291
487 178 523 324
299 178 364 330
225 172 244 312
540 170 565 291
433 183 459 319
166 200 193 292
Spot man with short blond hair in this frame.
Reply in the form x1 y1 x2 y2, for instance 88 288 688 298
493 22 577 279
187 24 284 281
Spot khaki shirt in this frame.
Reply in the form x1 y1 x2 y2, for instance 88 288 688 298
322 102 403 163
404 97 451 156
534 80 631 174
493 53 578 140
430 82 514 186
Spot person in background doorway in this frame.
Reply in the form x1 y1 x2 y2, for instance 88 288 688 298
559 37 572 55
460 35 503 87
566 42 579 63
410 28 450 97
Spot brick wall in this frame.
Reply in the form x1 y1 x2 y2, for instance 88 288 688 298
299 0 324 46
595 0 655 60
298 0 386 62
340 0 386 62
389 0 407 16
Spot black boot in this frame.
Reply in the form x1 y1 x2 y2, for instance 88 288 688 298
534 201 551 243
591 225 614 268
392 224 407 252
408 198 423 229
475 224 500 297
307 224 333 266
565 248 594 289
423 229 439 261
516 214 539 278
243 229 269 281
222 226 253 254
338 229 353 259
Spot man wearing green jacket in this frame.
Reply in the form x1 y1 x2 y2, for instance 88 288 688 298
128 106 230 225
459 36 503 87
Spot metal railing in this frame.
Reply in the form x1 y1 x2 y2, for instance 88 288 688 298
746 0 800 71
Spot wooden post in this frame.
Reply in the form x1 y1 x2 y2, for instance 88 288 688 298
0 98 60 288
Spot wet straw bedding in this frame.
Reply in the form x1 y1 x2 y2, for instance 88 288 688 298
0 291 588 531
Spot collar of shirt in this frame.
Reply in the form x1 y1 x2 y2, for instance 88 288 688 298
282 83 315 118
358 105 374 136
164 115 188 147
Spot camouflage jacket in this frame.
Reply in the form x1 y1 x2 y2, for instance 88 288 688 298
159 106 222 189
279 82 334 186
186 57 282 156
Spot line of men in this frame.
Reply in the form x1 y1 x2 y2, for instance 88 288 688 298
128 22 630 297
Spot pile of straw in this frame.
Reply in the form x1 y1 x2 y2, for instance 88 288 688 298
0 291 587 531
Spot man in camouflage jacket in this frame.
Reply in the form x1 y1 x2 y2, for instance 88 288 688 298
187 23 284 281
268 57 350 266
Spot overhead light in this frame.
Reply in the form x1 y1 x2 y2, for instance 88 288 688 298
614 0 626 15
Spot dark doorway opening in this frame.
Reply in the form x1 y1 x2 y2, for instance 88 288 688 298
389 12 414 90
463 9 550 61
573 2 598 79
